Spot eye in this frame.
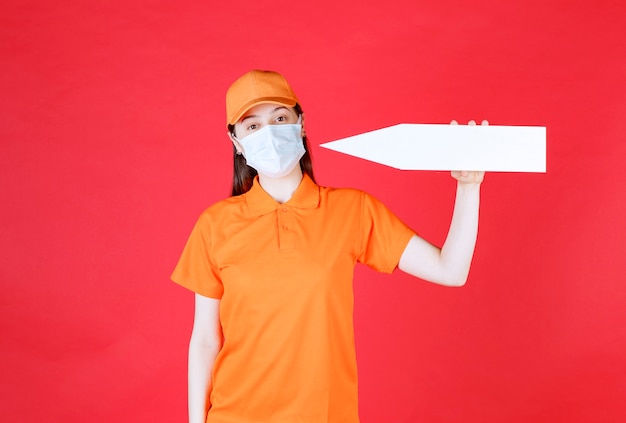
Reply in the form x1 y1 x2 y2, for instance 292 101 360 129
246 123 258 131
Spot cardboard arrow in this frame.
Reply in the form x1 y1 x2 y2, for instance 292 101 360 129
320 123 546 172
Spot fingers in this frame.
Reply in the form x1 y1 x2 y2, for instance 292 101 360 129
451 170 485 184
449 119 490 125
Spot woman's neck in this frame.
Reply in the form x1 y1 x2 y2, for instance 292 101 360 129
258 167 304 204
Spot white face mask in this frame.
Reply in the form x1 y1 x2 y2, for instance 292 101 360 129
236 122 305 178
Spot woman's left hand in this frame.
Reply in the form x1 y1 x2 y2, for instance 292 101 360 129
450 119 487 185
452 170 485 184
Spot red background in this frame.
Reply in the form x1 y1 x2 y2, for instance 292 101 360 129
2 1 625 422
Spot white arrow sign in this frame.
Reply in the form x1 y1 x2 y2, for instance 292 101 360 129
319 123 546 172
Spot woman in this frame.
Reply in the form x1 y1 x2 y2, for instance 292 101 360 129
171 69 484 423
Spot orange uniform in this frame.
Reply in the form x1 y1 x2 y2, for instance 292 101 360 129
172 174 415 423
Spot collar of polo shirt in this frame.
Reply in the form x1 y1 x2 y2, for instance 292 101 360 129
245 174 320 216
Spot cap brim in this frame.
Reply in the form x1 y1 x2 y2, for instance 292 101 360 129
228 98 298 125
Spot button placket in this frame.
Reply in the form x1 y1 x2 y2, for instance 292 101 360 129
277 207 296 251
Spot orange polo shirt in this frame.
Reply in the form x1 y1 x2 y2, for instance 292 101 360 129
171 174 415 423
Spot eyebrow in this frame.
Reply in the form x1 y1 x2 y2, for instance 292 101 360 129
240 106 289 123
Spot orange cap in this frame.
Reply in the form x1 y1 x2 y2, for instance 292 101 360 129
226 70 299 126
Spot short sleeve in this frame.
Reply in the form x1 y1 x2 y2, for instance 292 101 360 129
357 192 416 274
171 212 224 298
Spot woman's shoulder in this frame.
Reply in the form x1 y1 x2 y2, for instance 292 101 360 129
319 184 368 203
319 183 388 210
320 182 378 197
196 195 247 221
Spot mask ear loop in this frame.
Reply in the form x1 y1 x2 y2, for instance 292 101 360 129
297 114 306 138
228 131 244 155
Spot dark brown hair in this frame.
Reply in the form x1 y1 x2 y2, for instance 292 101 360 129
228 104 315 196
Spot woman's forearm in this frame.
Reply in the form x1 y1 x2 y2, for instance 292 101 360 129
399 177 482 287
188 337 221 423
188 294 222 423
438 182 481 286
